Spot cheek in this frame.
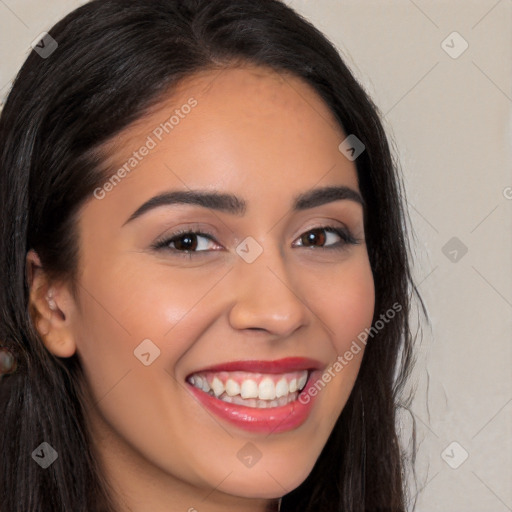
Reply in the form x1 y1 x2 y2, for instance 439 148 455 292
307 250 375 352
71 258 229 487
335 261 375 352
298 251 375 423
74 256 222 361
71 255 231 455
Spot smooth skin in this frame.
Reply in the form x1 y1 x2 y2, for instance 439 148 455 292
28 64 375 512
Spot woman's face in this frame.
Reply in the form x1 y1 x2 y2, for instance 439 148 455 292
58 65 375 509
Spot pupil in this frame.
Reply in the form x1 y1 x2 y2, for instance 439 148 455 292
176 234 197 251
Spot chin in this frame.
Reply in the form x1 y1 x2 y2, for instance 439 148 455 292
210 459 315 499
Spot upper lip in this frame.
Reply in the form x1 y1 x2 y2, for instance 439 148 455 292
187 357 324 375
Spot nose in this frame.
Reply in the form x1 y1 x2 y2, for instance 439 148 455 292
228 242 310 337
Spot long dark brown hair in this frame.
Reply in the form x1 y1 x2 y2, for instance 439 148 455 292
0 1 426 510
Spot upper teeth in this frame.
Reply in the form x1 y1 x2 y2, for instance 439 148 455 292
187 370 308 401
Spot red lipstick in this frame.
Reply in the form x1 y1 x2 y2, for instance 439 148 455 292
185 357 324 434
188 357 323 375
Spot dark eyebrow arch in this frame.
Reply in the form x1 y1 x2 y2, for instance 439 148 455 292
122 185 364 226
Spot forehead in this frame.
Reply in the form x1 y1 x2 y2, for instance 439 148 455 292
94 64 359 213
100 64 346 159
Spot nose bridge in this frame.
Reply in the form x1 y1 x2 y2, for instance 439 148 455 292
228 237 309 335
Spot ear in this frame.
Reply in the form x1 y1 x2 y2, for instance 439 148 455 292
26 249 77 358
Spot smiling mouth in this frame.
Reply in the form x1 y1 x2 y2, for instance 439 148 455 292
186 370 310 409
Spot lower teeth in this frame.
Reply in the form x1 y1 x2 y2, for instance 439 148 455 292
208 390 299 408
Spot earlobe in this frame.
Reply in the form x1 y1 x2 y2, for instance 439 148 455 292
26 249 77 359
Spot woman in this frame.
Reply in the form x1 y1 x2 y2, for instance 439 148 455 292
0 1 426 510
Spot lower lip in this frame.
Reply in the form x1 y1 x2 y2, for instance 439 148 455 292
186 371 321 434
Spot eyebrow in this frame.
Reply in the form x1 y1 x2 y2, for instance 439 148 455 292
122 185 365 226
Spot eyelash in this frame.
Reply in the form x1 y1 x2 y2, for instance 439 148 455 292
151 225 361 258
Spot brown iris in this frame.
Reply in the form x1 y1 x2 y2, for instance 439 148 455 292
300 228 327 248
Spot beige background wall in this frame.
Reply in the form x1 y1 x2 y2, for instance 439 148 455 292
1 1 510 511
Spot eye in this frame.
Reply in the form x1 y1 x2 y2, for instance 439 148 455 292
294 226 360 250
151 229 219 255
